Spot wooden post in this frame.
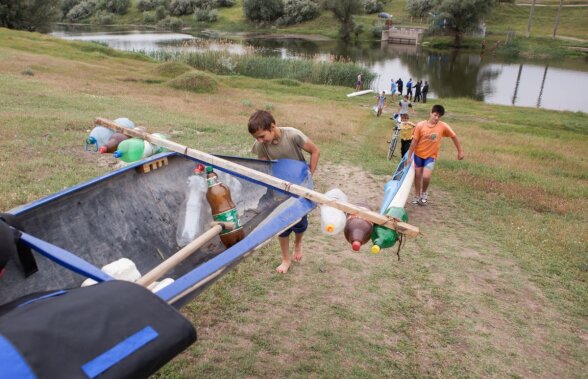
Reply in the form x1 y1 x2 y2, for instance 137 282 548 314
95 117 420 237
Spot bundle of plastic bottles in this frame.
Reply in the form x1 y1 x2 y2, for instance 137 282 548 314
319 188 408 253
85 117 135 152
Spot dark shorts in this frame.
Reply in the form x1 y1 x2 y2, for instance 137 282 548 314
279 215 308 237
414 155 436 170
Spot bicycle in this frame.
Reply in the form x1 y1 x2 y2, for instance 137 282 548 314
387 114 415 161
387 114 402 160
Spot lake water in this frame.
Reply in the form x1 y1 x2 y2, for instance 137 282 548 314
51 27 588 113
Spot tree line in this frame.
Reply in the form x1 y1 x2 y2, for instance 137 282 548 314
1 0 497 48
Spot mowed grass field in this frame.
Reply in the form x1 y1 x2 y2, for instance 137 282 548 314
0 28 586 377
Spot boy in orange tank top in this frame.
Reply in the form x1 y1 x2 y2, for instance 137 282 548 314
407 105 464 205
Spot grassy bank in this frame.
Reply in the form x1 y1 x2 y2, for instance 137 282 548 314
1 28 587 377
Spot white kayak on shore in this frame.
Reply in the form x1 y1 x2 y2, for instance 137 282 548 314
347 89 374 97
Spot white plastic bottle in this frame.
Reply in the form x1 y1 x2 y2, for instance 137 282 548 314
320 188 348 235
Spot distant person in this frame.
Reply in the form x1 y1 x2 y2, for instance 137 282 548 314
396 78 403 96
248 110 320 274
390 79 397 101
397 94 414 122
414 80 422 102
406 78 413 100
399 119 416 159
376 91 386 117
422 81 429 103
355 73 362 91
407 104 464 206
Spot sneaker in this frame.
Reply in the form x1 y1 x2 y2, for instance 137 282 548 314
419 192 428 205
411 196 420 205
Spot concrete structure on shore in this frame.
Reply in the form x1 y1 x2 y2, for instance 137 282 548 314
381 27 425 45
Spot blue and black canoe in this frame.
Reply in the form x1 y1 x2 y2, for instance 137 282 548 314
0 151 315 378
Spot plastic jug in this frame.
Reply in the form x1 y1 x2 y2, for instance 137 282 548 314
85 126 114 151
113 133 166 163
371 206 408 254
343 203 373 251
98 133 129 154
113 117 135 130
320 188 348 235
205 166 245 248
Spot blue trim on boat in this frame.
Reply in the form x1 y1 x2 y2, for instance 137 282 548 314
157 197 316 304
0 335 37 379
81 326 158 379
180 155 309 198
19 232 113 283
17 290 67 308
9 152 173 216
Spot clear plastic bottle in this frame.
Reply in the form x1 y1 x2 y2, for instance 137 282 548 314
343 203 373 251
370 206 408 254
176 164 210 247
320 188 348 235
205 166 245 248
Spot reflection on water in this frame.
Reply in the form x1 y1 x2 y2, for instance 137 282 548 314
50 26 587 113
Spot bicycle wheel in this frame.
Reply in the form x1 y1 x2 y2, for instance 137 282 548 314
387 132 399 160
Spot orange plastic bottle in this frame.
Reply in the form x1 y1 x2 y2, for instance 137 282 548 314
205 166 245 248
98 133 129 154
343 203 373 252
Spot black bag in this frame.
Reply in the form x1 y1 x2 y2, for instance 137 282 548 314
0 280 196 379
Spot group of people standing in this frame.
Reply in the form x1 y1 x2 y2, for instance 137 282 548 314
393 77 429 103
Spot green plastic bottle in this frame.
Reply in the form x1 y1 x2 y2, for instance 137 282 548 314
113 134 166 163
370 206 408 254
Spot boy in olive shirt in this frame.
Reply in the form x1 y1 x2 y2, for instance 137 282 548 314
248 110 320 274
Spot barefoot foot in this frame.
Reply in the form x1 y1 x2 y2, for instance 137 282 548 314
293 243 303 262
276 261 291 273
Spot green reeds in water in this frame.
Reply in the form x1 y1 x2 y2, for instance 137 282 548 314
149 49 375 88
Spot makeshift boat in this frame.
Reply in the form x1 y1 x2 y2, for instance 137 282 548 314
0 152 315 307
0 152 315 378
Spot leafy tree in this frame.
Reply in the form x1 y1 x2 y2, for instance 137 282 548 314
280 0 320 25
98 0 130 14
437 0 495 47
364 0 384 14
243 0 283 23
326 0 363 42
406 0 439 18
0 0 61 32
67 0 97 21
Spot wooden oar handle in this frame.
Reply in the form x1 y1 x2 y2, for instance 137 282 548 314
136 223 224 287
96 117 419 237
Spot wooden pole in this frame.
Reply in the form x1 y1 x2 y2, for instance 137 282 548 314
136 222 233 287
95 117 420 237
552 0 563 40
526 0 537 38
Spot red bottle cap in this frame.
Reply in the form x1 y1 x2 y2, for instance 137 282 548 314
193 163 205 174
98 146 107 154
352 241 361 251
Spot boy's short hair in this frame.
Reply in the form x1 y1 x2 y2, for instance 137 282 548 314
248 110 275 134
431 104 445 116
